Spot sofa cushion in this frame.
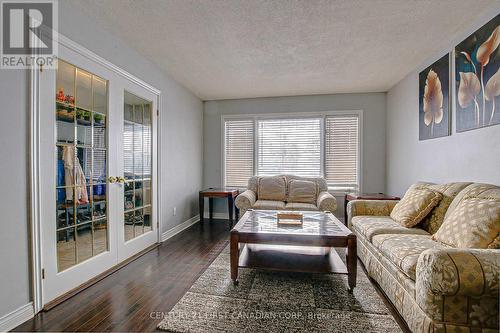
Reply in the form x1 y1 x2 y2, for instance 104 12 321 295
284 202 318 211
285 175 328 192
433 196 500 249
252 200 286 210
418 182 472 234
352 216 429 242
390 187 443 227
372 234 448 280
287 179 317 204
258 176 287 201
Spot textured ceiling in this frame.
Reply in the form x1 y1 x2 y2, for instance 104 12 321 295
67 0 498 100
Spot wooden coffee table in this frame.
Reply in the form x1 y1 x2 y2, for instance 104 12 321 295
230 210 357 291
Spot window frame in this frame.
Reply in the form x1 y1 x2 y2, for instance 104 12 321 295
221 110 363 192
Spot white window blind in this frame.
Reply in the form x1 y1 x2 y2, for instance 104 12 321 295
123 122 134 179
325 115 359 190
257 118 321 177
224 119 254 187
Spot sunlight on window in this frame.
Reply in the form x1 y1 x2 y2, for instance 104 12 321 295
257 118 321 177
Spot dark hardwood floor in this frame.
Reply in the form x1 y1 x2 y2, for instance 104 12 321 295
14 218 409 332
14 220 230 332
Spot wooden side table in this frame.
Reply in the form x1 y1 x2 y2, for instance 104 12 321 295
199 188 240 227
344 192 400 225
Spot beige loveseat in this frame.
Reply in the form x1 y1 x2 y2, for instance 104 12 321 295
347 182 499 333
235 175 337 216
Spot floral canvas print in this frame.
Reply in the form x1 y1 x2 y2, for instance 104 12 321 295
455 14 500 132
419 54 450 140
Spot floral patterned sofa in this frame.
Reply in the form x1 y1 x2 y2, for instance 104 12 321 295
235 175 337 216
347 182 499 333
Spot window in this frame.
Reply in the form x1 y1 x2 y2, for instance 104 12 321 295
223 112 361 191
224 119 254 187
257 118 321 177
325 115 359 190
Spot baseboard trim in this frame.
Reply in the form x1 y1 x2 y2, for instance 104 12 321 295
202 211 230 220
161 216 200 242
0 303 34 332
211 212 230 219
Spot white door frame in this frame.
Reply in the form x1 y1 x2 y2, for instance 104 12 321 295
29 32 162 313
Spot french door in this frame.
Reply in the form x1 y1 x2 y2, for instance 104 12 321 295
117 85 158 262
39 41 159 305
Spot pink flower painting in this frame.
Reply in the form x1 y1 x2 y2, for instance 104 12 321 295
419 54 450 140
455 14 500 132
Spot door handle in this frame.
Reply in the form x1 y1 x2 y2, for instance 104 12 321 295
117 176 125 183
108 176 117 183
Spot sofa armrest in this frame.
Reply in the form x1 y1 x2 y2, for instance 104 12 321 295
317 191 337 213
415 248 499 326
417 248 499 298
235 190 256 213
346 199 399 228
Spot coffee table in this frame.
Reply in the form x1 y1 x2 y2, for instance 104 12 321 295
230 210 357 291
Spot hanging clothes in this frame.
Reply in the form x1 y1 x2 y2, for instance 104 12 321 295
62 145 89 204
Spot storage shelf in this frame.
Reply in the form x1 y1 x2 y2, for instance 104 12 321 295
56 101 107 116
56 101 75 109
124 204 152 214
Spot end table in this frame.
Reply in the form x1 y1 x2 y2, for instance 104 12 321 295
344 192 400 225
199 188 240 227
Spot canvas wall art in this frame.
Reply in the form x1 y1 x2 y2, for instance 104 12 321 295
419 54 450 140
455 14 500 132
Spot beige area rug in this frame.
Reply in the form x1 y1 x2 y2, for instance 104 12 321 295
157 246 402 333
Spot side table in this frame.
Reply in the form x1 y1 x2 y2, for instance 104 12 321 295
199 188 240 227
344 192 400 225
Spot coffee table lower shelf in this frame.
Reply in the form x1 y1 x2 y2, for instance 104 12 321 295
238 244 348 275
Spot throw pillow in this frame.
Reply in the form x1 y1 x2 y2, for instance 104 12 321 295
419 182 472 234
432 197 500 248
390 187 443 227
287 180 318 204
258 175 287 201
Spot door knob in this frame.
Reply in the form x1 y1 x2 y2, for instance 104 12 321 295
108 176 117 183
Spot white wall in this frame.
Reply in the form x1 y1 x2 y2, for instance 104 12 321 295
203 93 387 214
386 9 500 196
0 1 203 324
0 68 32 320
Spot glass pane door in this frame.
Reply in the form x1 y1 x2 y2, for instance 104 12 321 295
123 91 153 242
55 60 108 271
41 43 158 306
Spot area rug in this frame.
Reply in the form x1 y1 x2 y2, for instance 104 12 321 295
158 246 402 332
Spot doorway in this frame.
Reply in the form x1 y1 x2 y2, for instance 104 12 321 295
35 40 160 307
